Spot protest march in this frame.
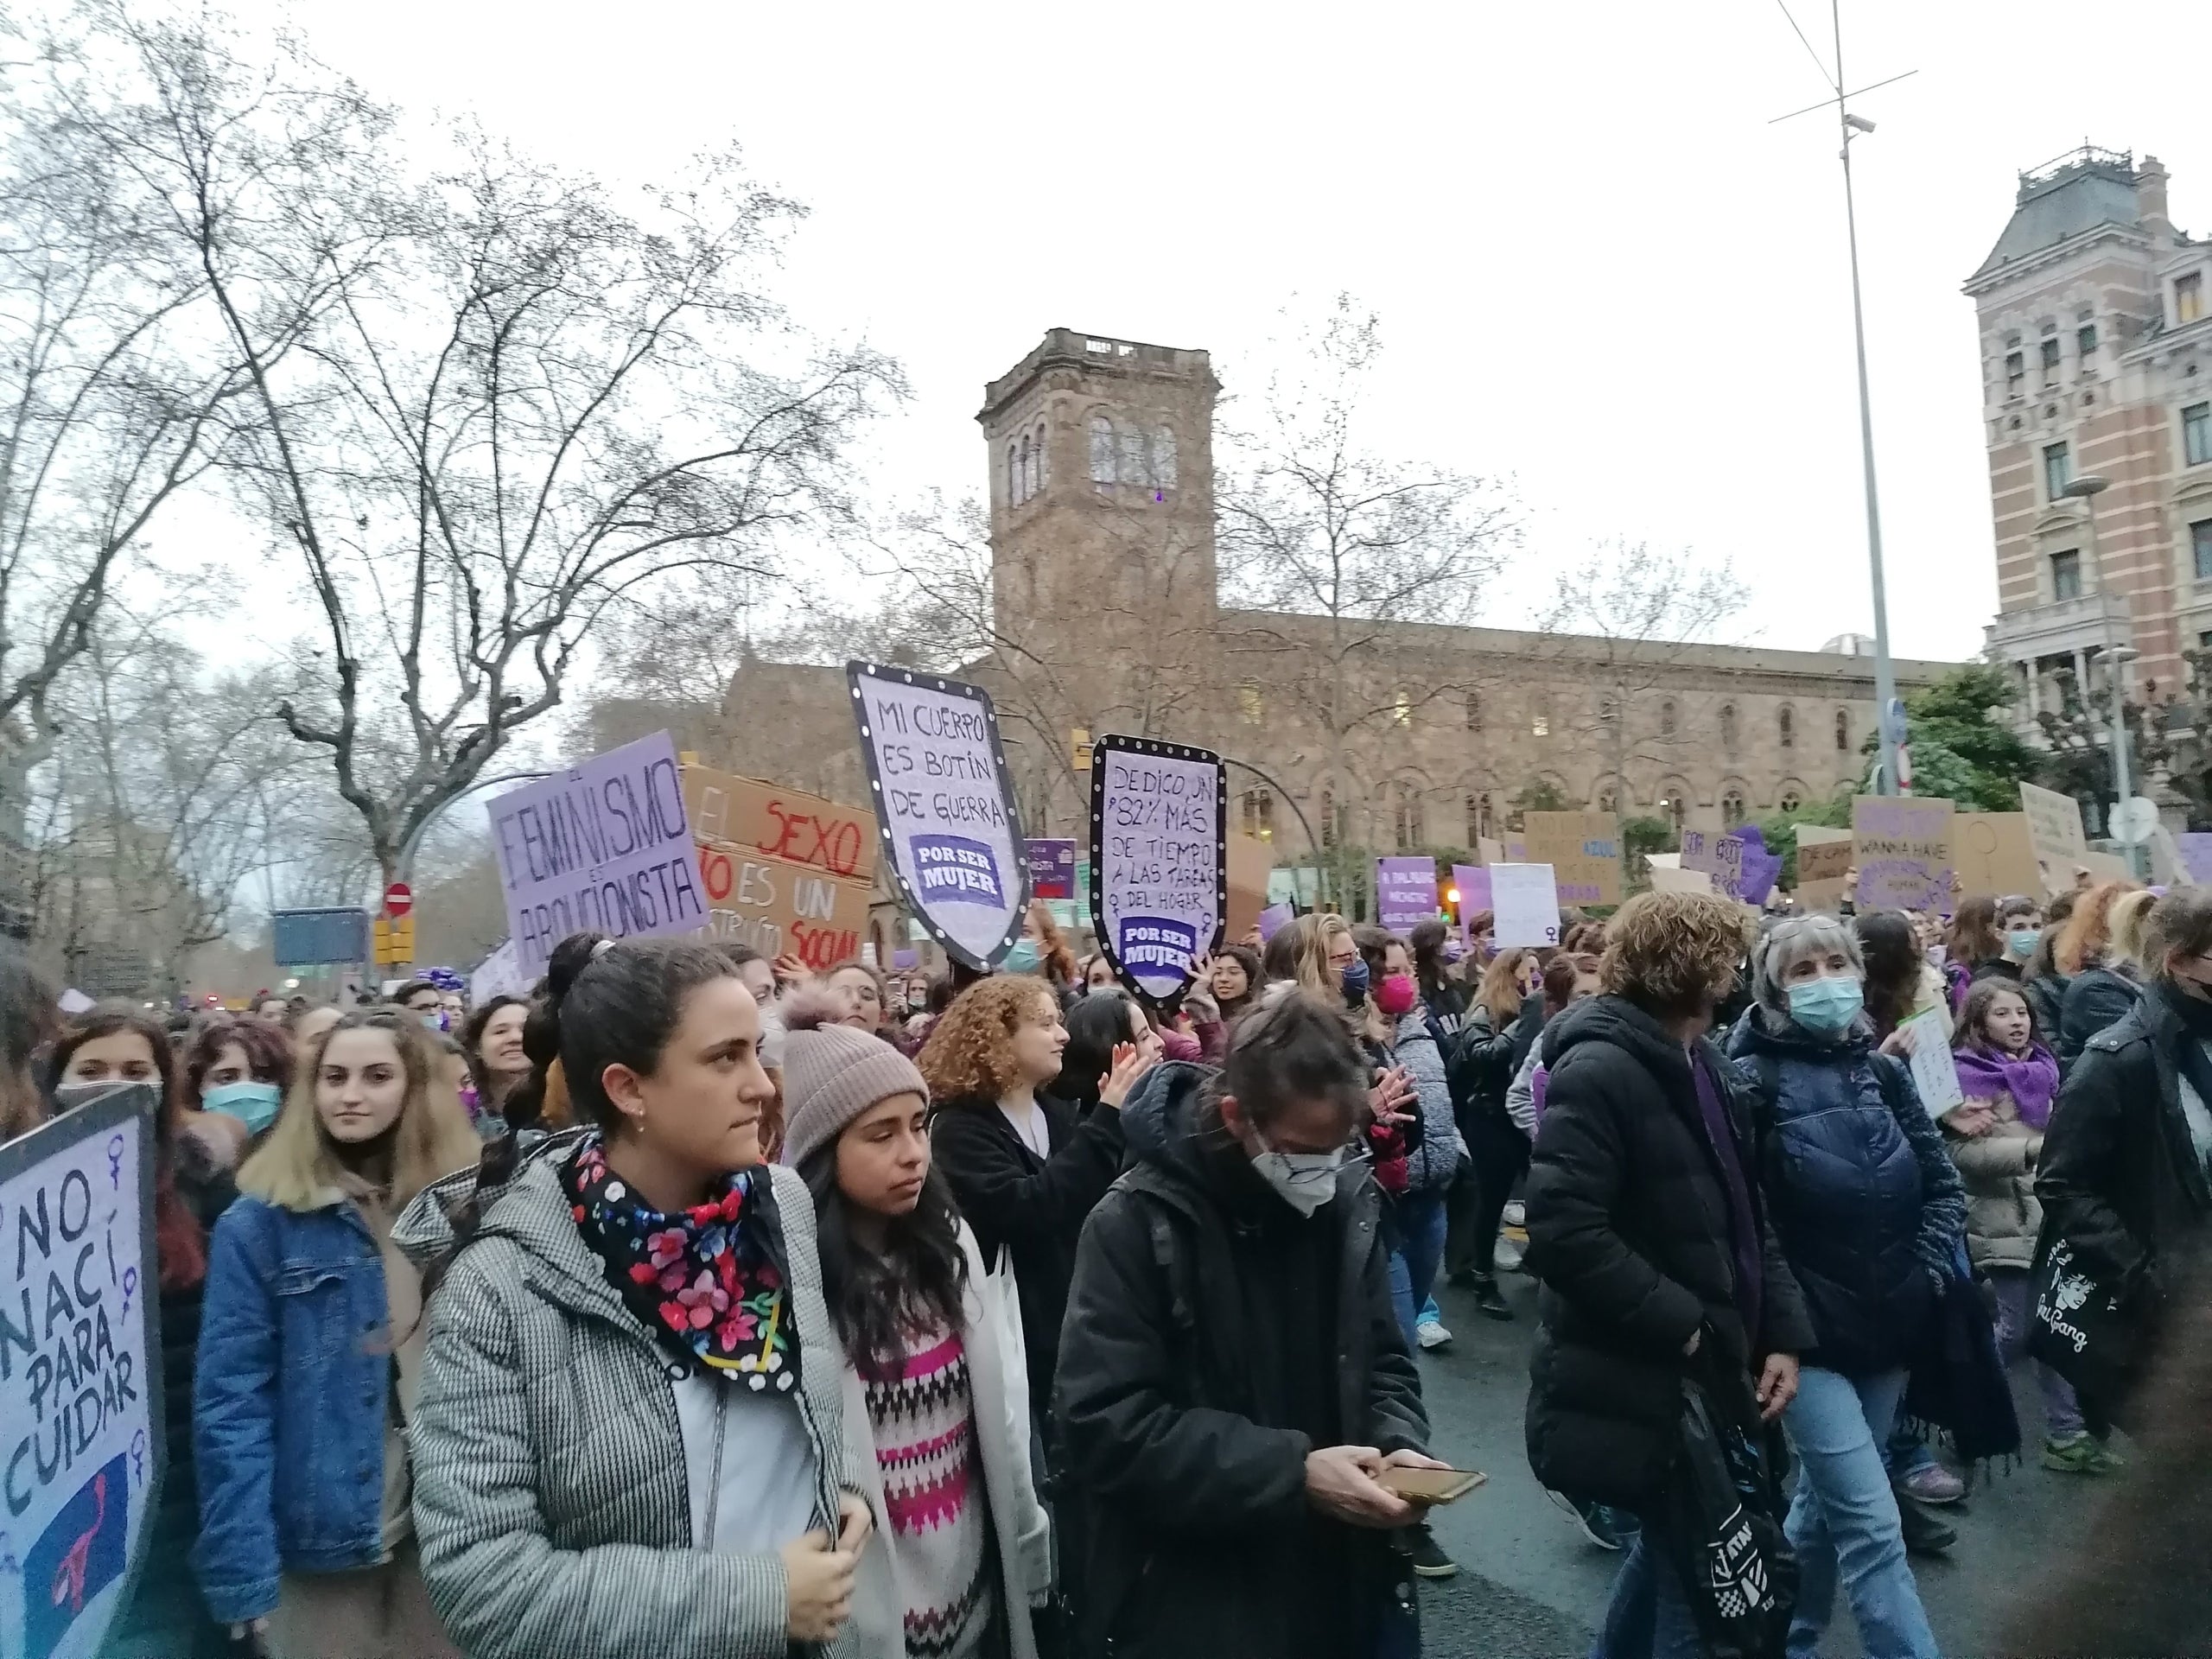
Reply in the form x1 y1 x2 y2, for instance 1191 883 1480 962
5 4 2212 1656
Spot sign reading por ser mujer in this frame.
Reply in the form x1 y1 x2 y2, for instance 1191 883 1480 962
848 664 1029 970
1090 735 1225 1001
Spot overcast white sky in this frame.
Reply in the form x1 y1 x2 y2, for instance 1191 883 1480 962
228 0 2211 665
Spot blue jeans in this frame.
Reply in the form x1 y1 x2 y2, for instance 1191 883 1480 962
1387 1191 1448 1349
1593 1526 1705 1659
1783 1366 1940 1659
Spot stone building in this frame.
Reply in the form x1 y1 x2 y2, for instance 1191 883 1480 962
693 327 1960 871
1972 147 2212 721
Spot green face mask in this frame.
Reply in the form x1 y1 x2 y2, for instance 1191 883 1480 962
2007 927 2041 959
202 1079 284 1135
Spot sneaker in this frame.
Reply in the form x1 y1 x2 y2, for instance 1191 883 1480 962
1546 1489 1628 1551
2042 1433 2127 1474
1406 1522 1459 1579
1502 1199 1526 1229
1895 1461 1967 1506
1416 1318 1453 1351
1895 1494 1956 1556
1492 1235 1527 1274
1469 1273 1514 1321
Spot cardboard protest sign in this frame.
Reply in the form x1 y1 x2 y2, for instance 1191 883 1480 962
1452 864 1492 944
2077 849 2133 884
1853 796 1955 912
1649 865 1716 896
1794 824 1853 911
1025 840 1077 901
1090 734 1226 1001
1375 856 1438 933
2 1087 164 1659
2175 832 2212 885
1491 863 1562 947
1900 1008 1966 1117
1953 813 2042 900
1521 811 1623 906
486 731 708 977
683 764 879 972
2019 781 2091 896
1477 836 1506 868
1226 832 1273 942
1681 830 1745 899
848 663 1028 971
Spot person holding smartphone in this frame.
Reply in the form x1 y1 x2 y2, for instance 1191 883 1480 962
1054 991 1442 1658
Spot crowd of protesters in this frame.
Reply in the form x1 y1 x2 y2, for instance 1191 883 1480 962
2 850 2209 1658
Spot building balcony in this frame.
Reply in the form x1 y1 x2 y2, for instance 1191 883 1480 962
1986 589 2132 661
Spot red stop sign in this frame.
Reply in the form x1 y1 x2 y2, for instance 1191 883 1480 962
383 882 414 918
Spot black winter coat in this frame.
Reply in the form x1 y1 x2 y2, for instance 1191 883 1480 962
1054 1063 1427 1659
1522 995 1815 1510
1448 992 1542 1134
931 1090 1127 1433
2037 986 2212 1419
2024 969 2071 1054
2058 963 2144 1065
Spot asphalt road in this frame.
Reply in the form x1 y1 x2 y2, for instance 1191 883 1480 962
1407 1254 2089 1658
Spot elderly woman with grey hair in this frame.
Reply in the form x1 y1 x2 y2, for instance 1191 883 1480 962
1724 912 1964 1659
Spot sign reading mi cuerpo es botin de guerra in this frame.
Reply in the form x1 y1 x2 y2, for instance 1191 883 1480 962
847 663 1029 970
1090 734 1225 1001
3 1085 166 1659
486 729 709 976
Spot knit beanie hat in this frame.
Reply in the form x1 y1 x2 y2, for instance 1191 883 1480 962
778 984 930 1168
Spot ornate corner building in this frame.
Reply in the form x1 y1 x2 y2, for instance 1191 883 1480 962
702 327 1961 860
1972 147 2212 727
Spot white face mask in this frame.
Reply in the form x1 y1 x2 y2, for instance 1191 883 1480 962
1249 1142 1348 1216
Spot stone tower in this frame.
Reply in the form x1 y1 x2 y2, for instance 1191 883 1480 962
976 329 1222 647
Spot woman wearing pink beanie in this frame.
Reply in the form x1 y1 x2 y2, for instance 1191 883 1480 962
780 988 1052 1659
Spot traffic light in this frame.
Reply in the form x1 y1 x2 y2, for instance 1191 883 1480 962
372 915 417 966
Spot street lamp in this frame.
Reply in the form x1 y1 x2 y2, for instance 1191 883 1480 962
2061 472 2145 876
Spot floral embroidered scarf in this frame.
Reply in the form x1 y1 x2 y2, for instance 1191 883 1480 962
560 1132 798 1391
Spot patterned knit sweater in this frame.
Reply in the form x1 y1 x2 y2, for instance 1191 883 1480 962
861 1323 995 1658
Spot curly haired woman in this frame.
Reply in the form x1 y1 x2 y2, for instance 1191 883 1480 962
919 974 1153 1437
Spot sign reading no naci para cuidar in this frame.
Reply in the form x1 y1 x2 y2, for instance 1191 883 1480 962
486 731 708 975
848 663 1029 971
1090 735 1225 1001
3 1086 165 1659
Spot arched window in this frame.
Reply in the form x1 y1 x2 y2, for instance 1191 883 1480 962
1597 783 1618 813
1033 423 1049 493
1779 705 1795 749
1834 709 1850 753
1241 788 1274 842
1237 683 1264 723
1465 793 1483 845
1152 426 1177 491
1719 703 1739 752
1778 787 1803 813
1089 416 1116 484
1660 700 1678 740
1119 423 1147 488
1657 787 1687 836
1392 690 1412 728
1721 788 1746 827
1531 696 1551 738
1599 693 1621 727
1319 787 1337 849
1007 441 1020 503
1022 432 1038 503
1392 785 1425 851
1465 690 1483 732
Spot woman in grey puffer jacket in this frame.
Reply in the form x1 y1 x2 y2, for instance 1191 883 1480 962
397 936 872 1659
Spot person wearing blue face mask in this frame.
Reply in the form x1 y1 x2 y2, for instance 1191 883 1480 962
1725 915 1966 1659
185 1015 297 1140
1011 899 1077 996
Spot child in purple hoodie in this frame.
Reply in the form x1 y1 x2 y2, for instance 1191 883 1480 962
1946 979 2113 1471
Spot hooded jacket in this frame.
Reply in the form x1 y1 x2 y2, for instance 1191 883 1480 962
1522 995 1815 1510
1052 1063 1427 1659
2037 986 2212 1416
391 1131 853 1659
1726 1006 1965 1376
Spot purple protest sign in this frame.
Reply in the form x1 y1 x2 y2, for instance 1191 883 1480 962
1375 856 1438 935
1256 902 1296 942
1025 838 1077 899
1734 825 1783 908
2176 832 2212 885
486 730 709 977
1452 864 1492 944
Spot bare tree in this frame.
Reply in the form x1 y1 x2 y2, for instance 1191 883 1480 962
1533 540 1746 830
0 4 257 807
59 5 902 883
1215 296 1516 904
